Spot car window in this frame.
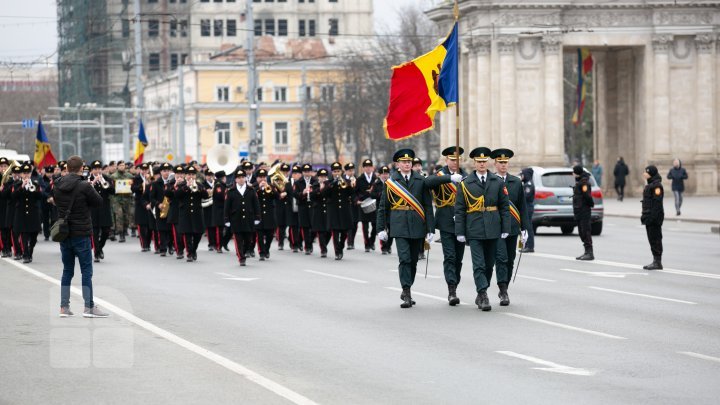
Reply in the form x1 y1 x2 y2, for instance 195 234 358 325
541 172 596 187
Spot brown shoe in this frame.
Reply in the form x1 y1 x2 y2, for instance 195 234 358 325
83 306 109 318
59 306 74 318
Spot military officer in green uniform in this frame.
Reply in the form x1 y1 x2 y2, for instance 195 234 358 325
454 147 510 311
424 146 466 306
491 148 529 306
110 161 135 242
377 149 435 308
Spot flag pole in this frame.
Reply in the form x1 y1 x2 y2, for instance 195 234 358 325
453 0 460 160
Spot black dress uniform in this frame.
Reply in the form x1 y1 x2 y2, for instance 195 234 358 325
88 162 115 262
274 164 292 250
131 165 152 251
166 166 185 259
224 170 260 266
491 148 529 306
210 171 230 253
311 169 331 257
375 166 393 254
424 146 466 305
376 149 435 308
13 164 42 262
3 166 22 258
454 147 511 311
573 165 595 261
355 159 379 252
294 164 316 254
344 163 358 250
176 166 207 262
286 167 302 252
641 165 664 270
203 174 218 251
255 170 278 260
151 163 174 256
328 162 354 260
0 158 12 257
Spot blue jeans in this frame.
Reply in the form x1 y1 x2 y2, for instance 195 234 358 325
60 236 94 308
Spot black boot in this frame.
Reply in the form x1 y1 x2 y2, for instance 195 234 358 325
448 284 460 306
475 291 491 311
400 288 413 309
131 228 137 238
576 247 594 261
119 233 126 243
498 283 510 306
643 257 663 270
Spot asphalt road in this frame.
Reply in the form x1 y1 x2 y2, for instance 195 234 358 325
1 216 719 405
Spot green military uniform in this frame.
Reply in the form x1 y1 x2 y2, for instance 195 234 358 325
424 146 466 306
492 149 529 306
377 149 434 308
454 147 510 311
111 168 135 240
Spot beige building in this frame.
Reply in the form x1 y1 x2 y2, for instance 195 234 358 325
428 0 720 195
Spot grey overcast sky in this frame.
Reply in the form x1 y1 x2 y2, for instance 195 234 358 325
0 0 435 65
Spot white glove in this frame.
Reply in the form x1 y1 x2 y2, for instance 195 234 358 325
426 233 434 243
456 235 466 243
501 233 509 239
521 230 528 244
224 222 231 228
450 173 463 183
254 220 261 225
378 230 388 242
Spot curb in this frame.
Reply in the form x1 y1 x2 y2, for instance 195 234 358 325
604 213 720 225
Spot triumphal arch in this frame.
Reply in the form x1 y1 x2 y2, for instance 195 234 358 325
428 0 719 195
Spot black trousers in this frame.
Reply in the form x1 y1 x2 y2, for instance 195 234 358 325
221 226 233 249
42 204 52 239
276 225 287 247
233 232 254 261
645 224 663 260
137 225 151 250
257 229 274 256
20 232 38 258
184 232 202 257
11 229 20 256
289 226 302 249
171 224 185 255
361 220 376 249
0 227 11 253
395 238 424 288
615 183 625 199
577 217 593 250
207 226 220 250
92 226 110 253
316 231 330 254
332 230 348 255
347 222 357 247
158 230 171 253
300 226 314 251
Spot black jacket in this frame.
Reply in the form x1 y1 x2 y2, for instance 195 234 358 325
642 174 664 226
54 174 103 237
572 173 594 220
521 168 535 205
613 161 629 186
224 185 260 233
667 165 688 192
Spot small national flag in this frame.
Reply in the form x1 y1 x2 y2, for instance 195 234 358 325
572 48 593 126
34 118 57 168
384 22 459 140
134 120 149 166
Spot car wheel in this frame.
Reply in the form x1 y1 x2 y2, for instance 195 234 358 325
560 225 574 235
591 221 603 236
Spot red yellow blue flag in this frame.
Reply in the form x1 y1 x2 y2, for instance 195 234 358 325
34 118 57 168
133 120 148 166
572 48 593 126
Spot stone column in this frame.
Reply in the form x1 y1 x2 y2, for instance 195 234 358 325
694 33 718 194
497 35 518 150
468 37 492 148
466 40 478 148
651 34 672 156
541 34 563 163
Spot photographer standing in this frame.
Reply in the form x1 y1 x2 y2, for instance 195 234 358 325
54 156 108 318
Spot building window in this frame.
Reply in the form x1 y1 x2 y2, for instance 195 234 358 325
149 53 160 71
216 86 230 102
329 18 338 36
170 20 177 37
329 0 337 2
275 122 288 145
181 53 188 65
201 0 209 2
299 20 305 37
171 54 178 70
227 19 236 36
170 0 176 3
148 0 158 3
214 19 224 37
148 19 160 37
264 19 275 36
122 19 130 38
216 122 230 145
308 20 316 36
180 20 188 37
274 87 287 102
201 19 211 36
299 85 312 101
214 0 222 2
256 87 263 102
254 19 262 36
256 122 263 154
321 85 334 101
278 19 287 36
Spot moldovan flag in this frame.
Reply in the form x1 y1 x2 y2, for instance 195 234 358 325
34 119 57 168
384 22 459 140
133 120 148 166
572 48 593 126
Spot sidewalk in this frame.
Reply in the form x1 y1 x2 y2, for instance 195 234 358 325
602 195 720 224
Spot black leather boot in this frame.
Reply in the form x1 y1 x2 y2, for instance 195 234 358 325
448 284 460 306
400 288 413 308
475 291 491 311
498 283 510 306
643 257 663 270
576 247 594 261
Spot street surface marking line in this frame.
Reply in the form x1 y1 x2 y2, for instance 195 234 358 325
216 272 259 281
516 275 557 283
496 351 597 376
589 286 697 305
505 313 626 340
559 268 648 278
678 351 720 364
304 270 368 284
4 258 320 405
385 287 467 305
531 252 720 280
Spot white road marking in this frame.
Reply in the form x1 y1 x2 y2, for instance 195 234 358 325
216 272 259 281
304 270 368 284
678 351 720 364
5 259 319 405
559 268 648 278
496 351 596 376
505 313 626 340
589 286 697 305
388 269 442 279
385 287 467 305
516 275 557 282
531 252 720 280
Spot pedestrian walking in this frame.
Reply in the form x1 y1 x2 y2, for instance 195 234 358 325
54 156 108 318
573 165 595 260
642 165 664 270
613 157 629 201
591 159 603 188
667 159 688 216
520 167 535 253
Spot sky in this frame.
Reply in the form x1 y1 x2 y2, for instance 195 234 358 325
0 0 435 66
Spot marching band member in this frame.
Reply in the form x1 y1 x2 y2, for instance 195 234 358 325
131 163 152 252
274 163 292 251
310 168 330 258
203 169 218 252
151 163 174 257
295 164 315 255
376 165 393 255
287 165 302 253
211 171 228 254
167 165 185 259
255 169 278 260
176 166 207 262
355 159 378 253
328 162 354 260
13 163 42 263
88 160 115 263
6 165 24 260
0 157 11 257
344 163 358 250
224 169 260 266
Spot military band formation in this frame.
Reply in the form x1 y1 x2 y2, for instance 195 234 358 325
0 145 665 310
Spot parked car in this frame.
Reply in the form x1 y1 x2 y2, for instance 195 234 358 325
529 166 604 235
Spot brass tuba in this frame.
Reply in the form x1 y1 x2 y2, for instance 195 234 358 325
206 144 240 176
1 160 20 185
159 196 171 219
267 163 287 191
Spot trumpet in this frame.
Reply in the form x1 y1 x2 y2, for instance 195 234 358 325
188 177 198 192
337 175 347 189
24 179 36 192
91 174 110 189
